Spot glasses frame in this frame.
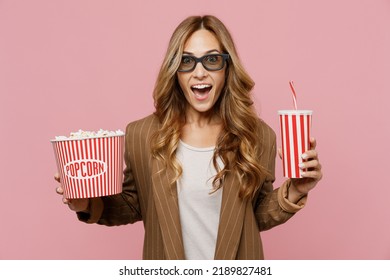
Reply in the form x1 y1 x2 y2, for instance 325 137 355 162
177 53 230 72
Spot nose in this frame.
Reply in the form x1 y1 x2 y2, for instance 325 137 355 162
192 61 208 79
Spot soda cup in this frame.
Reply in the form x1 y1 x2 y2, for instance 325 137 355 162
278 110 312 178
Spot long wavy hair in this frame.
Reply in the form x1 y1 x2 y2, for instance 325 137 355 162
151 15 269 199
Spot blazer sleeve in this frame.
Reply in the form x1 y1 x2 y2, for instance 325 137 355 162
253 121 307 232
77 124 142 226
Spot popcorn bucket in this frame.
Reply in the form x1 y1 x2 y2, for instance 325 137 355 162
51 134 125 199
278 110 312 178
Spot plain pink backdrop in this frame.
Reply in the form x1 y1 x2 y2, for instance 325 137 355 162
1 0 389 259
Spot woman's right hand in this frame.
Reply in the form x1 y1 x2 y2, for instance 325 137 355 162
55 173 89 212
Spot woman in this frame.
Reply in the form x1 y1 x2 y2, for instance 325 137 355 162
55 15 322 260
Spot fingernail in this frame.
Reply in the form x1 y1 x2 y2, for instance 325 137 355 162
301 153 308 159
299 163 305 169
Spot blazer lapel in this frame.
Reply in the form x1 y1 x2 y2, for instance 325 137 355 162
151 158 185 259
214 172 247 259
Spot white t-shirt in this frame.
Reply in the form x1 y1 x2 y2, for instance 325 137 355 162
176 140 223 260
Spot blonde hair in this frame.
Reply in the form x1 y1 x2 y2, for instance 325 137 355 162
151 15 268 199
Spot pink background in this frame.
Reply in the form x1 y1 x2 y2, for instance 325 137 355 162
1 0 389 260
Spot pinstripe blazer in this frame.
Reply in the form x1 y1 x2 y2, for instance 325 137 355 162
78 114 306 259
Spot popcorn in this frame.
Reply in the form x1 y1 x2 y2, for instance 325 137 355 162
55 129 124 140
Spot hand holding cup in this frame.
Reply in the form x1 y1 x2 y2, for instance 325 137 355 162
289 138 322 199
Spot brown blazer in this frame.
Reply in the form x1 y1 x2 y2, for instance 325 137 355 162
78 114 306 259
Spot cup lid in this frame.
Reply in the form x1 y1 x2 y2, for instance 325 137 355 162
278 110 313 115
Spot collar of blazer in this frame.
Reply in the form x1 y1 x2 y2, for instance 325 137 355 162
151 153 247 260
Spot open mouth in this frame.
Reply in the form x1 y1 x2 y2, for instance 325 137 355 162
191 84 212 100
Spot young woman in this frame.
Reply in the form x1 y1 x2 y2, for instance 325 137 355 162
55 15 322 260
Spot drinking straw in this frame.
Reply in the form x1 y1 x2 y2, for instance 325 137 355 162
289 80 298 110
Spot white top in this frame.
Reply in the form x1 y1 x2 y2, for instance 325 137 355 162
176 140 223 260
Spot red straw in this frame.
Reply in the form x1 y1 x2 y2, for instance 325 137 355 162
289 80 298 110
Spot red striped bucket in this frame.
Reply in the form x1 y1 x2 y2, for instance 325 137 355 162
51 135 125 199
278 110 312 178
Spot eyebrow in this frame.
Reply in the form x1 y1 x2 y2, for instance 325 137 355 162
182 49 221 55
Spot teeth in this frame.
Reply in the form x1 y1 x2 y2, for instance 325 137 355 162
191 84 211 89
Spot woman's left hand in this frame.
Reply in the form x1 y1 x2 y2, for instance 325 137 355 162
284 137 323 202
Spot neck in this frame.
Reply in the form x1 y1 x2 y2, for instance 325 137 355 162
185 108 221 127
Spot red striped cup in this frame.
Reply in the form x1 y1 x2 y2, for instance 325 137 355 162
278 110 312 178
51 135 125 199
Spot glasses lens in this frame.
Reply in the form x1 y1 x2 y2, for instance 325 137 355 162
178 56 195 72
178 54 227 72
203 55 224 70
